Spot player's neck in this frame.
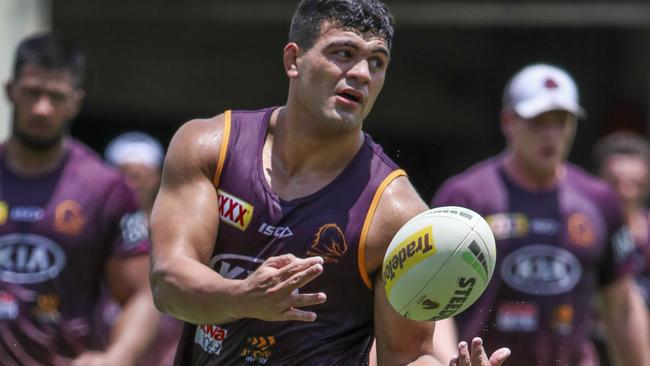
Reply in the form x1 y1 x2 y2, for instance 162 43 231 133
624 201 647 220
263 106 364 200
270 106 364 175
5 137 68 177
502 152 564 191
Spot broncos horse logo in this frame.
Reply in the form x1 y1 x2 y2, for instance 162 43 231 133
307 223 348 264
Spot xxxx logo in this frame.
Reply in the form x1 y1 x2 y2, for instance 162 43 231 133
218 190 254 231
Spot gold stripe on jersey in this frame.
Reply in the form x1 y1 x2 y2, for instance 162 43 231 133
213 110 232 188
357 169 407 289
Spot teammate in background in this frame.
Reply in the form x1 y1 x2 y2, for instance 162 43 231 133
149 0 510 365
593 131 650 364
94 132 183 365
432 63 650 365
105 132 166 218
0 33 159 365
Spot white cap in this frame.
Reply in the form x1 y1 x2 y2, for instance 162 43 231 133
503 63 585 119
105 132 164 169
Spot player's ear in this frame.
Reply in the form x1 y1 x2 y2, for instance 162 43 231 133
500 109 516 139
5 80 15 102
69 88 85 116
283 43 300 78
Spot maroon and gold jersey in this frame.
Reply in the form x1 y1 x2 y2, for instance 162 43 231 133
175 108 405 365
0 139 149 364
630 210 650 308
432 156 636 366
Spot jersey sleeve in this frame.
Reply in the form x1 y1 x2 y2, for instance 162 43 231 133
100 177 151 258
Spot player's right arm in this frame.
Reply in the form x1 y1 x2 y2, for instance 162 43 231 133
149 114 325 325
370 176 509 366
432 317 460 363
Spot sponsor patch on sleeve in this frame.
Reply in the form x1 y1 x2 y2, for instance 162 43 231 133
612 225 635 263
119 210 149 247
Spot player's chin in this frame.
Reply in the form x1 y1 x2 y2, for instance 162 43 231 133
535 158 561 174
15 130 64 150
334 107 365 124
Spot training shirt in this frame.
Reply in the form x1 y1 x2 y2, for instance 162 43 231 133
432 155 635 366
630 210 650 308
0 139 150 364
175 108 405 365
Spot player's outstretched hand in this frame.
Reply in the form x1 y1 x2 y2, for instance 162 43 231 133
237 254 327 322
449 338 510 366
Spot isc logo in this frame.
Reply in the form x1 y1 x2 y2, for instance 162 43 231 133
258 223 293 238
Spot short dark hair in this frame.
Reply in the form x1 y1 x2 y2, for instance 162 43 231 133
593 131 650 171
288 0 395 51
13 32 86 88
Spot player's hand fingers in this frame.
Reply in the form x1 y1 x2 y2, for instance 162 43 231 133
274 256 323 279
448 355 458 366
488 348 511 366
293 291 327 308
276 262 324 291
457 341 471 365
264 253 299 269
470 337 489 365
280 307 318 322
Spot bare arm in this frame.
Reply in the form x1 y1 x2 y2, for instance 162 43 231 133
105 255 160 364
433 318 459 363
149 115 325 325
368 177 509 366
367 177 438 365
71 255 159 366
599 275 650 366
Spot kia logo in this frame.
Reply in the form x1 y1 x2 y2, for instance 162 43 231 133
0 234 66 284
500 244 581 295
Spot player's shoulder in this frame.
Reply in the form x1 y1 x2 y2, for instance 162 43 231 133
436 157 501 198
564 162 615 199
363 133 400 172
65 140 140 203
173 113 227 145
67 138 123 184
364 175 428 272
171 107 272 150
374 176 428 239
449 157 500 187
564 162 622 221
166 113 228 166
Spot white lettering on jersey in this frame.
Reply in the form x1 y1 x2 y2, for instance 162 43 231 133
258 223 293 238
0 234 66 284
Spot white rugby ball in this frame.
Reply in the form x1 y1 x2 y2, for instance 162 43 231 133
382 206 496 321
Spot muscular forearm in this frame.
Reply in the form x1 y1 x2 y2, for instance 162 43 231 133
106 288 161 365
432 318 459 363
151 252 325 325
602 280 650 366
150 255 244 325
606 306 649 366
